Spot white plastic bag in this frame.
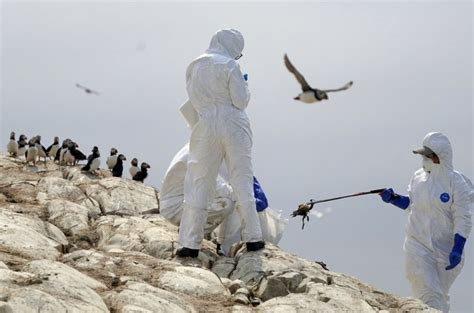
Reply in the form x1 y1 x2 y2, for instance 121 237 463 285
258 207 288 244
179 99 199 129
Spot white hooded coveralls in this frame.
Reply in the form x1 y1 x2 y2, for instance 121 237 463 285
179 29 263 249
404 132 472 313
160 143 235 235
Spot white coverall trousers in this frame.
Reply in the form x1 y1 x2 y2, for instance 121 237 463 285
405 238 463 313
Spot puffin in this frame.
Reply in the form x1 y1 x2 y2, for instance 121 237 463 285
46 137 60 160
133 162 151 183
34 135 48 162
284 54 353 103
112 154 127 177
17 134 28 157
7 132 18 157
25 138 38 166
129 158 139 178
106 148 119 170
63 141 86 166
56 138 72 164
82 146 101 174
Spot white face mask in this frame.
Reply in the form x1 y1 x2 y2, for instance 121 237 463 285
422 156 437 173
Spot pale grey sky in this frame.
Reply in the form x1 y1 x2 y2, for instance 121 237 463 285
1 1 472 311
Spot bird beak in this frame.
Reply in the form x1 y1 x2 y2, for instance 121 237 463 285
294 96 300 100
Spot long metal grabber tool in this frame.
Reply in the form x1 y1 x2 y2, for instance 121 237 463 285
291 188 386 229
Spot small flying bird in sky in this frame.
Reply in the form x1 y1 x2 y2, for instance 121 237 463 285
284 54 353 103
76 83 100 95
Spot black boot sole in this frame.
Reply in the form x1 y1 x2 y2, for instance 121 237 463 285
176 247 199 258
246 241 265 252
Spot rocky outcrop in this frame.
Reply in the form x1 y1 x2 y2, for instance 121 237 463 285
0 208 68 262
0 154 438 312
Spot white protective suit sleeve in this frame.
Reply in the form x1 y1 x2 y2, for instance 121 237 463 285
452 173 473 239
229 64 250 110
461 173 474 202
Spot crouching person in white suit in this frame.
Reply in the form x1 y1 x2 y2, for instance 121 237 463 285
215 176 287 256
160 143 235 237
160 144 287 256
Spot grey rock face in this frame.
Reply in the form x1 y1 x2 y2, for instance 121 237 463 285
38 177 87 204
0 155 440 313
104 281 196 313
80 178 159 216
47 199 91 236
256 277 290 301
0 208 68 262
0 260 108 312
155 266 230 298
95 215 178 260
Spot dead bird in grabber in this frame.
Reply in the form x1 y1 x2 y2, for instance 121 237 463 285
292 188 386 229
291 200 316 229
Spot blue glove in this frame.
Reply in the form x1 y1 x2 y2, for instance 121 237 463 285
380 188 410 210
253 176 268 212
243 73 248 81
380 188 395 203
446 233 466 270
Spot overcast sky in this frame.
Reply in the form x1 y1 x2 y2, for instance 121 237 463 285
1 1 472 311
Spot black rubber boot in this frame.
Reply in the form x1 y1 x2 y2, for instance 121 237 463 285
176 247 199 258
246 241 265 252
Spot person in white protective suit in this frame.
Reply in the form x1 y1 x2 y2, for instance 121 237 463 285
177 29 264 257
380 132 472 312
160 143 287 255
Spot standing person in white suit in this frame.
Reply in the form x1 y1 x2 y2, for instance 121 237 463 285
177 29 264 258
380 132 472 312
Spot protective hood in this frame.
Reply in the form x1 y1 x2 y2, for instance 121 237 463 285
421 132 453 171
205 29 244 60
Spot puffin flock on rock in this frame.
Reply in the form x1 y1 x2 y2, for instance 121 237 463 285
6 132 150 183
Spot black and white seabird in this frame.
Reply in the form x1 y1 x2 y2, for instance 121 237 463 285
76 83 100 95
112 154 127 178
25 138 38 166
7 132 18 157
133 162 150 183
129 158 139 178
64 141 86 166
82 146 101 174
17 134 28 157
34 135 48 162
56 138 72 164
46 136 60 160
107 148 119 170
284 54 353 103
